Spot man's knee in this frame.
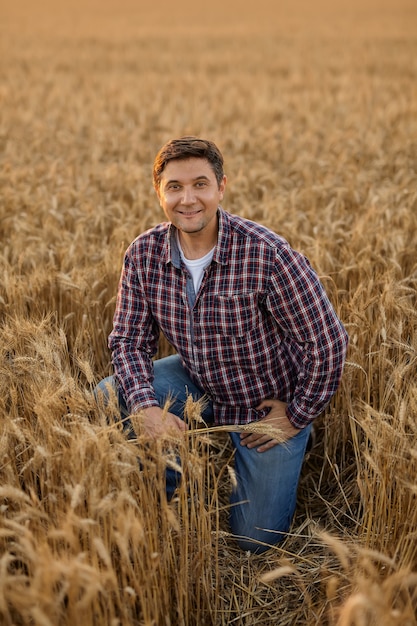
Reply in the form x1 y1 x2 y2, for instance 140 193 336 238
229 505 291 553
94 376 116 403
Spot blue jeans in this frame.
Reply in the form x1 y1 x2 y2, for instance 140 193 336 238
95 355 311 553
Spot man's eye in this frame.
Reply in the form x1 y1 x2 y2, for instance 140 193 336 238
196 181 207 187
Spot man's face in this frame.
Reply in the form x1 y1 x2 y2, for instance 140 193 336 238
156 157 226 237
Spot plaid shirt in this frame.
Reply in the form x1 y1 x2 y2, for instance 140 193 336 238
109 208 348 428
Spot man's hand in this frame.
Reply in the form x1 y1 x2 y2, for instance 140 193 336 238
130 406 187 440
239 399 300 453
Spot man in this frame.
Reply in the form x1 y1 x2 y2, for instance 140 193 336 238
97 136 348 553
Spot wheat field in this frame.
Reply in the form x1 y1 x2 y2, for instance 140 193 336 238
1 0 417 624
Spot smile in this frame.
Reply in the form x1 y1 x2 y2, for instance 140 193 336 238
177 210 202 216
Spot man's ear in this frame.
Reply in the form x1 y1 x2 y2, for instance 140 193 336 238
155 185 162 205
219 174 227 201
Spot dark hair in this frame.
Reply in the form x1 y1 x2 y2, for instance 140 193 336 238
153 136 224 190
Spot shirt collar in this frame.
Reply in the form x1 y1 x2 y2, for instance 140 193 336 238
213 208 230 265
165 207 230 268
167 225 182 269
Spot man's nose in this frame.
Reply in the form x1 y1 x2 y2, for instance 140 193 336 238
181 186 196 204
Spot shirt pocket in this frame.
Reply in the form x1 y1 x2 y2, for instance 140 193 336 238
213 293 260 337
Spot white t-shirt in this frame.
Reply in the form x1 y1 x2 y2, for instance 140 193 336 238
177 234 215 294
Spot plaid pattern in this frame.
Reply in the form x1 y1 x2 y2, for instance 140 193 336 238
109 209 348 428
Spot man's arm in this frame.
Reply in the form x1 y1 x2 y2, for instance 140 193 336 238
266 246 348 429
109 247 161 414
109 249 187 440
240 248 347 452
